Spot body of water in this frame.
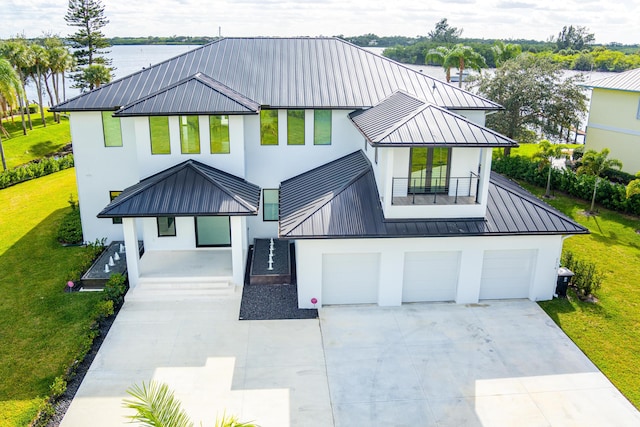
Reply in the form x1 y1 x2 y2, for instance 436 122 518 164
27 44 618 118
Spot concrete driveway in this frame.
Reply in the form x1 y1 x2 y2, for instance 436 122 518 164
61 293 640 427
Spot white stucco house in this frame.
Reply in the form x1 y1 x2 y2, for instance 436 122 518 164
52 37 587 308
584 68 640 175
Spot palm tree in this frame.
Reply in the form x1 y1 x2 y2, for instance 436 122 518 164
491 41 522 67
28 43 49 127
534 140 564 198
577 148 623 213
426 44 487 87
82 64 111 90
1 40 35 134
124 381 258 427
0 57 22 170
426 46 455 83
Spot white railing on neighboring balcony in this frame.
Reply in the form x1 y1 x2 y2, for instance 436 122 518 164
392 172 479 205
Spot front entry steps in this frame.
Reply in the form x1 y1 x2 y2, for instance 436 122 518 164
249 238 292 285
126 276 237 301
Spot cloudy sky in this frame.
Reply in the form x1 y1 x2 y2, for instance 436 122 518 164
2 0 638 44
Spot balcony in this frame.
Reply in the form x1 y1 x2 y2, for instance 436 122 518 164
392 172 479 206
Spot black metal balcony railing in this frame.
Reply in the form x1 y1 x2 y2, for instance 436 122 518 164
392 172 480 205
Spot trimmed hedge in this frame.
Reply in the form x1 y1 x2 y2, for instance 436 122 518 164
492 154 640 216
0 154 74 189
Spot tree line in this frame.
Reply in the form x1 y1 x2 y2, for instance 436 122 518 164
363 19 640 72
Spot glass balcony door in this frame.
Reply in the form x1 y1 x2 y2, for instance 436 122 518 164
409 147 451 194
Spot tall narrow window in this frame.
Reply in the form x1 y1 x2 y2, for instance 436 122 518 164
260 110 278 145
287 110 305 145
157 217 176 237
195 216 231 247
109 191 122 224
210 115 230 154
180 116 200 154
409 147 451 194
102 111 122 147
263 189 279 221
149 116 171 154
314 110 331 145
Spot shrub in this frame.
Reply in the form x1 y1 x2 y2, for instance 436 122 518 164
94 300 115 321
103 273 128 306
57 208 83 244
493 154 640 216
0 154 74 189
562 250 604 299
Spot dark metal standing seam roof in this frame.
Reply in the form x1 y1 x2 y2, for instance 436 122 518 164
279 151 386 237
97 160 261 217
279 152 588 239
349 91 518 147
51 38 502 113
113 73 260 116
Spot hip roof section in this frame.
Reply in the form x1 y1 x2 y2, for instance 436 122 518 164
52 37 502 113
349 91 518 147
98 160 260 217
279 151 588 239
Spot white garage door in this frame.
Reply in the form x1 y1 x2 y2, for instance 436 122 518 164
480 249 537 300
402 251 460 302
322 253 380 305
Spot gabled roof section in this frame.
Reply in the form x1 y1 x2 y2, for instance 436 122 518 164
349 91 517 147
51 37 502 112
279 152 587 239
114 73 259 116
279 151 386 238
98 160 260 218
584 68 640 93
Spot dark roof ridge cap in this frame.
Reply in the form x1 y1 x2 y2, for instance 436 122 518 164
193 73 259 110
489 172 588 231
186 160 258 212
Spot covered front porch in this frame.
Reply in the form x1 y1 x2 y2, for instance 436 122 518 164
97 159 261 292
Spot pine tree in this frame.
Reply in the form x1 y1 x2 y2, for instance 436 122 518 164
65 0 112 91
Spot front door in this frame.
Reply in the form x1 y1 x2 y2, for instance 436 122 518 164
409 147 451 194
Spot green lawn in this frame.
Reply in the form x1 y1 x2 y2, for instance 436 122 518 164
0 168 102 427
507 142 581 158
1 110 71 169
521 183 640 410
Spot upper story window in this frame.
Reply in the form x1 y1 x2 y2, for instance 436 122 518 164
637 98 640 120
314 110 331 145
149 116 171 154
210 115 230 154
180 116 200 154
102 111 122 147
287 110 305 145
260 110 278 145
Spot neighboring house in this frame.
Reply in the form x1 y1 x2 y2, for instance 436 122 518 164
584 68 640 175
52 37 587 308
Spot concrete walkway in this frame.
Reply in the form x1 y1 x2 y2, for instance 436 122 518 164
61 293 640 426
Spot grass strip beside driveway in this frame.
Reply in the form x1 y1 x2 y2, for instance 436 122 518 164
0 169 102 427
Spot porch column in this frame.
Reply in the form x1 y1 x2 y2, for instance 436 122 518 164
122 218 140 289
230 216 245 286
